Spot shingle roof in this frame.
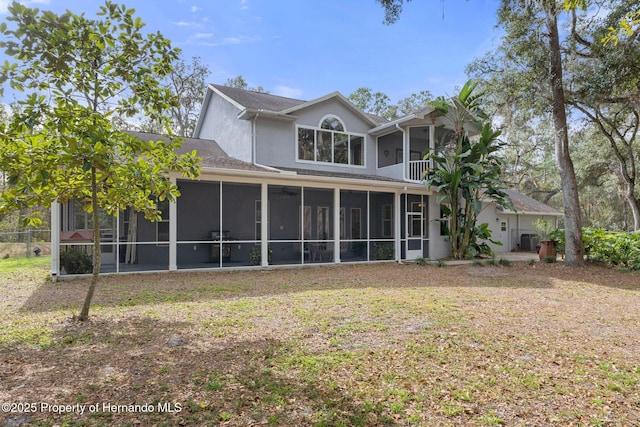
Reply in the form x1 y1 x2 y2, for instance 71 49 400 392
210 84 306 112
126 131 276 172
210 84 390 126
503 189 562 215
277 167 407 184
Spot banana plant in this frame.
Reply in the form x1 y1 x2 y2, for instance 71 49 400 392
424 81 513 259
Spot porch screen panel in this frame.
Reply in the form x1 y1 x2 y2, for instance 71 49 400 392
340 190 368 262
221 183 261 267
268 185 302 265
369 191 395 261
304 188 334 263
176 180 221 269
130 197 170 269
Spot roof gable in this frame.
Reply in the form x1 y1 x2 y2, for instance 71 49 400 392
279 91 382 127
210 84 306 112
204 84 384 128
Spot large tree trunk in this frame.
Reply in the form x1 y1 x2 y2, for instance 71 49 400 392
78 167 101 321
545 1 584 266
624 192 640 230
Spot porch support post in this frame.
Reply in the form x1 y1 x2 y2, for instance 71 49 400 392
395 191 402 262
50 200 60 280
169 176 177 271
402 124 408 181
261 183 269 267
333 188 341 263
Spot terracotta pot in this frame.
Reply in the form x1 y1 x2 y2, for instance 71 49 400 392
538 240 556 260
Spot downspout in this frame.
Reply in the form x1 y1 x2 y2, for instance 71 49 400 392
252 112 259 165
395 124 407 181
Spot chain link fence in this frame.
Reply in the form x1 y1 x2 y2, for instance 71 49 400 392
0 230 51 259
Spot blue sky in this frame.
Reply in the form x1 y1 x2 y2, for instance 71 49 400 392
0 0 503 103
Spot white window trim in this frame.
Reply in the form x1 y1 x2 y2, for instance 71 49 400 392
295 123 367 168
319 114 346 131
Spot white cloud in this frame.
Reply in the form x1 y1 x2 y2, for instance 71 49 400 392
240 0 249 10
193 33 214 39
172 20 202 29
190 6 201 13
274 86 303 99
196 35 261 47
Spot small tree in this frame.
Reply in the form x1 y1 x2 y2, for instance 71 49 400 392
424 81 513 259
0 1 200 320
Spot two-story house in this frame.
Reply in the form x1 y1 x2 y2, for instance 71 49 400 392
50 84 561 275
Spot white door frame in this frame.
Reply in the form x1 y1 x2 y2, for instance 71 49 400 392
496 217 510 252
405 201 424 260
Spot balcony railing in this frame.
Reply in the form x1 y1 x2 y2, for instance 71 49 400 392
408 160 430 182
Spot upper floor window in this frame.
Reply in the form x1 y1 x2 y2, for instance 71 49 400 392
297 115 364 166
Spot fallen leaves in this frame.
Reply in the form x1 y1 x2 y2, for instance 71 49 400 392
1 262 640 426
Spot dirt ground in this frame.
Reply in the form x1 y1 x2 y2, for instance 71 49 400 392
1 260 640 426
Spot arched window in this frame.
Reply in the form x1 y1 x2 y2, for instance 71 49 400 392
296 115 365 166
320 115 345 132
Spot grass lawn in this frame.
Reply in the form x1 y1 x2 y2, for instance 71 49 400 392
1 259 639 426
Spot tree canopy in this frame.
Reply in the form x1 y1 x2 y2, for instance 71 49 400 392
348 87 433 120
0 1 201 320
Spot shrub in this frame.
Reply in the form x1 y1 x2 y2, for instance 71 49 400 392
582 228 640 270
248 246 273 266
60 248 92 274
374 243 394 260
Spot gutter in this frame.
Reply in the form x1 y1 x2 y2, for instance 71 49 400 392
500 210 563 216
239 108 297 122
175 166 429 192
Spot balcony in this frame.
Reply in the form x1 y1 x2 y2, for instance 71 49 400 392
408 160 429 182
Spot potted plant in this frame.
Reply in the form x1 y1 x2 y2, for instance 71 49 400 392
533 219 557 261
248 246 272 265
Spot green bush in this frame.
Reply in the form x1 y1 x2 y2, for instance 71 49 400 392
248 246 272 266
60 248 92 274
374 243 394 260
582 228 640 270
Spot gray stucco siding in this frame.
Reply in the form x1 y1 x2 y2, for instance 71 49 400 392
255 98 378 175
254 118 295 167
197 94 252 162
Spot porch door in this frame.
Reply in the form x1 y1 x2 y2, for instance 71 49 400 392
405 203 423 260
496 217 510 251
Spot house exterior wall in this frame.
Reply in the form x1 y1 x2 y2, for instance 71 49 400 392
196 93 253 162
428 200 451 260
477 203 561 253
377 132 403 168
255 99 378 175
